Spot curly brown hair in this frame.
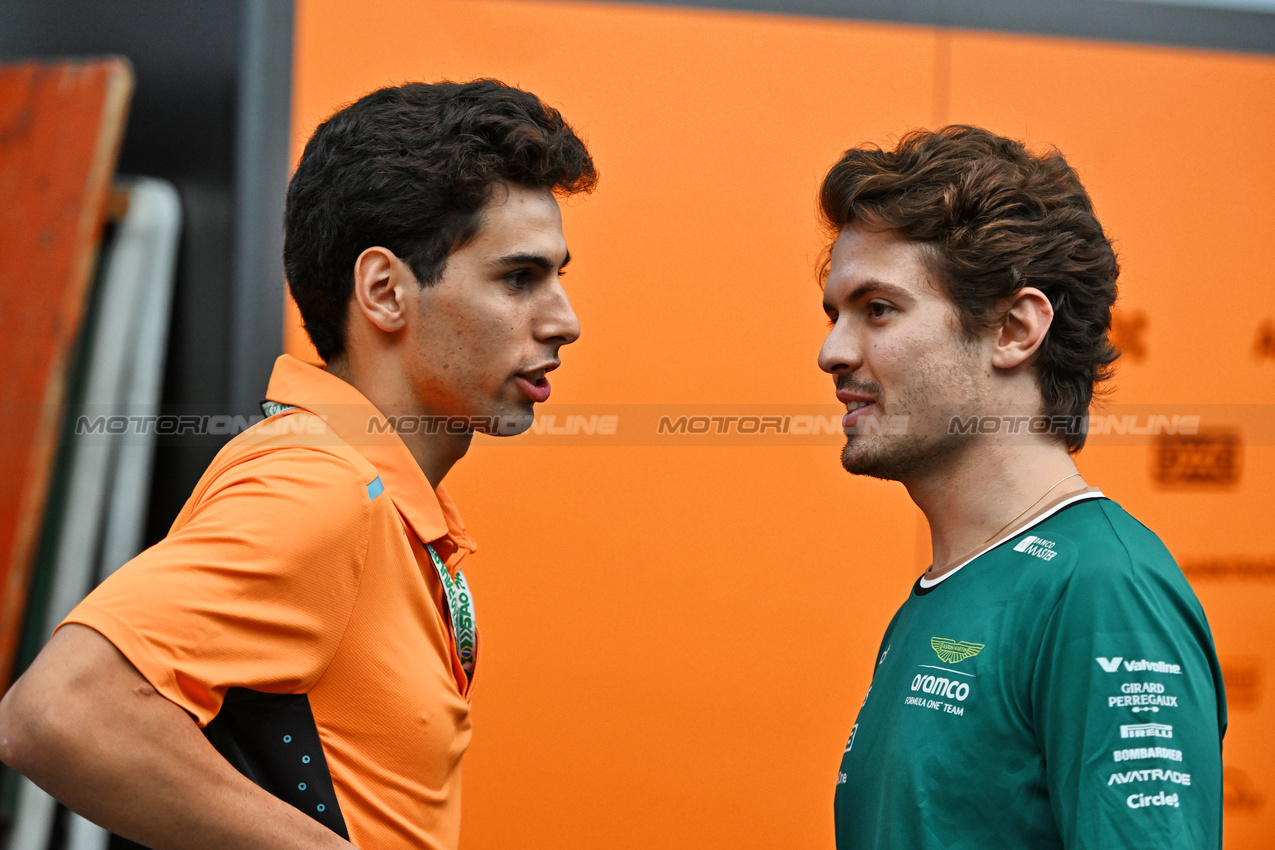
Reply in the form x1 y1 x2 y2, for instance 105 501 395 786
285 79 597 362
818 125 1118 451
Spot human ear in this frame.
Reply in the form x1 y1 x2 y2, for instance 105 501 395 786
351 246 410 333
991 286 1054 370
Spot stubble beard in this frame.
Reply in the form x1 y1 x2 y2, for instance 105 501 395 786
838 386 981 484
839 428 956 482
835 321 987 483
834 380 946 482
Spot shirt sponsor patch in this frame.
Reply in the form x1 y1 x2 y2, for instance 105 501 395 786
1109 682 1178 712
1113 746 1183 762
905 673 971 716
910 673 972 701
1108 768 1191 786
1121 723 1173 739
1013 535 1059 561
930 637 984 664
1096 657 1183 674
1127 791 1180 809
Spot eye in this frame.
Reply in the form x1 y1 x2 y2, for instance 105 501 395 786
867 301 894 320
504 268 533 289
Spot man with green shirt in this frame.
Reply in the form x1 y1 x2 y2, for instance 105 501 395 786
817 126 1225 849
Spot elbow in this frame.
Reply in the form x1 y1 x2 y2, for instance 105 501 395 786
0 677 38 773
1 626 134 787
0 671 74 778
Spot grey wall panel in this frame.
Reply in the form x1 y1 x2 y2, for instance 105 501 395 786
231 0 293 418
589 0 1275 54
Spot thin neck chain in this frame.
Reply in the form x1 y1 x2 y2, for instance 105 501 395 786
926 471 1083 577
983 471 1083 545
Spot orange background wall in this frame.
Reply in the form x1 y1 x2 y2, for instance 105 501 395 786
290 2 1275 847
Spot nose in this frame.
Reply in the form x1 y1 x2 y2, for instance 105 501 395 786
818 319 862 376
537 278 581 346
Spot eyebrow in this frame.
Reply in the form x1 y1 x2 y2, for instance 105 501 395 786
494 250 571 272
824 279 912 313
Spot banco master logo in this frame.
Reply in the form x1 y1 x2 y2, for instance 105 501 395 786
931 637 984 664
1013 536 1058 561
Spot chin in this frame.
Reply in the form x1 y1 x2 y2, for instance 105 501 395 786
840 436 922 482
840 450 896 481
481 410 535 437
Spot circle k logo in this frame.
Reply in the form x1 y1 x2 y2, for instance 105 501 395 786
1128 791 1180 809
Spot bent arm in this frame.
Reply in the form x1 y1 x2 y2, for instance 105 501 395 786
0 624 355 850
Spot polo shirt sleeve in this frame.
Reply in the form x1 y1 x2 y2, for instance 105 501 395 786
61 448 373 726
1030 539 1225 849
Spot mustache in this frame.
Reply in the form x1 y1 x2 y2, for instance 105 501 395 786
835 376 882 398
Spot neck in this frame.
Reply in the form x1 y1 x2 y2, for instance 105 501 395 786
325 357 471 489
906 436 1084 578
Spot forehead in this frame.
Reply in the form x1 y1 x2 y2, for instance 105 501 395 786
468 184 566 253
824 225 941 302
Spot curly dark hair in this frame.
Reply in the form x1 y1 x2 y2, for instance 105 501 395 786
818 125 1119 451
284 79 597 362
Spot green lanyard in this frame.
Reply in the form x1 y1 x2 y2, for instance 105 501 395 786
261 401 477 679
425 543 478 680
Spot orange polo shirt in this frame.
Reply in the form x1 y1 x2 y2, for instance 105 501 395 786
63 355 480 849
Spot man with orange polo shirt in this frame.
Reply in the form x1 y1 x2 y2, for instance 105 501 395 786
0 80 596 849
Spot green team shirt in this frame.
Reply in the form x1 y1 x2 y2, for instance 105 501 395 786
834 492 1226 850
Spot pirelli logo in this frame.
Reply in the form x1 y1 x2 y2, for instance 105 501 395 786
1121 723 1173 739
1154 429 1242 486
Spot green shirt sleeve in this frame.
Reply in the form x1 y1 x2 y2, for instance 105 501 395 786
1031 529 1225 850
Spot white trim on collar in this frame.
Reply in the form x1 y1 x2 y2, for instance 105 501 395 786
917 489 1106 590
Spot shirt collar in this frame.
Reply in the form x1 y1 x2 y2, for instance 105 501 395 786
915 488 1106 591
263 355 477 570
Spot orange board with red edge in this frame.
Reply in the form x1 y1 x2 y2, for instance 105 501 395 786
0 58 133 691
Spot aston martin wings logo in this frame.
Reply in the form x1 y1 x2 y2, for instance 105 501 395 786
931 637 985 664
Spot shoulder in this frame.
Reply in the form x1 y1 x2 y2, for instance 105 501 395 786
192 410 381 504
996 498 1206 635
1064 500 1188 594
1022 499 1211 640
168 415 386 555
1021 498 1180 587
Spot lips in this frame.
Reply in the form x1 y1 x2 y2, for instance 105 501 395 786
515 374 550 403
836 388 877 430
842 401 875 429
514 363 557 404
